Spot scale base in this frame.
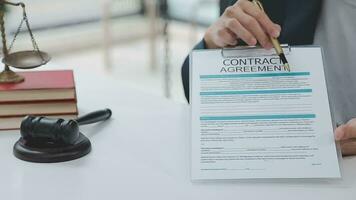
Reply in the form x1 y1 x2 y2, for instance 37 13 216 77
13 133 92 163
0 69 24 83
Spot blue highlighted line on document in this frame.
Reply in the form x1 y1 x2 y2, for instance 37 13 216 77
200 72 310 79
200 114 316 121
200 89 312 96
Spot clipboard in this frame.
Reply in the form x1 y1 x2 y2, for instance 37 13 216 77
221 44 291 58
189 45 342 181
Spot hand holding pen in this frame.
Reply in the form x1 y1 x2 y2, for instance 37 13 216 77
204 0 281 49
203 0 290 71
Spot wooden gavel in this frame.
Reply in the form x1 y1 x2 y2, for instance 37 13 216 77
20 109 112 145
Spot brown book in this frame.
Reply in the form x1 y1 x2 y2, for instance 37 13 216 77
0 101 78 117
0 114 78 130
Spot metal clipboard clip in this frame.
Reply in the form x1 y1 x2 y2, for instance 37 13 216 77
221 44 291 58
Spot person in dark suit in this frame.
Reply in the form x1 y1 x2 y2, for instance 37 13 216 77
181 0 322 101
182 0 356 155
181 0 356 156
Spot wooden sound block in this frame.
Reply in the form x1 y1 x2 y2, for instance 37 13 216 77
13 133 91 163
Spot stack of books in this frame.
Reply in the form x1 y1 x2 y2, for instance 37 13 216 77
0 70 78 130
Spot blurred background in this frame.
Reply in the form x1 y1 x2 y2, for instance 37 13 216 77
4 0 220 103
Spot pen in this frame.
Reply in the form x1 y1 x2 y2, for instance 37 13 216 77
252 0 291 72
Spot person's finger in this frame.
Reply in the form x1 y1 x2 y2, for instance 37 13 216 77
224 5 271 48
236 10 272 49
224 18 257 46
335 124 346 141
216 28 238 46
342 119 356 140
341 139 356 156
239 0 280 38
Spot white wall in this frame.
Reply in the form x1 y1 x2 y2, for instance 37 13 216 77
167 0 219 24
5 0 218 32
6 0 141 32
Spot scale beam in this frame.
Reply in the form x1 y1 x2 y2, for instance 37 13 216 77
2 1 25 7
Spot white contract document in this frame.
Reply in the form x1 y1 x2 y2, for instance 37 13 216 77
190 46 341 180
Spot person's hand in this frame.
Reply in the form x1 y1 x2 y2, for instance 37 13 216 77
335 118 356 156
204 0 281 49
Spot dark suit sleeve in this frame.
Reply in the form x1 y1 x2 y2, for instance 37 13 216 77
181 1 231 103
181 0 235 103
181 39 207 103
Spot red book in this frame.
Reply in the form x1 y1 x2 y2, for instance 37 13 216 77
0 70 76 103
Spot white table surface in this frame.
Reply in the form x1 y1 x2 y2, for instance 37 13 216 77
1 69 356 200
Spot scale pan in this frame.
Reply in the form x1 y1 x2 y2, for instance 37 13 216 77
2 51 51 69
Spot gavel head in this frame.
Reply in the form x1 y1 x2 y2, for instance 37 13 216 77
20 116 80 145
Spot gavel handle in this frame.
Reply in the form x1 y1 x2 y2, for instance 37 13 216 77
76 109 112 126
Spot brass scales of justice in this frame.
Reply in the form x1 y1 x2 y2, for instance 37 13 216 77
0 0 50 84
